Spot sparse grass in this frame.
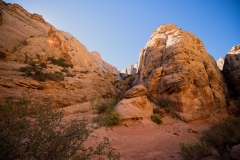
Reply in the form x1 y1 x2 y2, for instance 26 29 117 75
48 57 73 68
151 114 162 124
179 142 211 160
0 95 120 160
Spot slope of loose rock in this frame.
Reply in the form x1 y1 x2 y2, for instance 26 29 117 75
135 24 228 122
223 44 240 96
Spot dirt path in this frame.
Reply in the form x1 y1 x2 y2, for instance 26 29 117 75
64 112 225 160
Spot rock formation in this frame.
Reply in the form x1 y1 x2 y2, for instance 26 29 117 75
135 24 228 122
0 1 117 107
217 57 225 70
90 51 120 79
222 44 240 96
114 85 153 122
120 62 139 78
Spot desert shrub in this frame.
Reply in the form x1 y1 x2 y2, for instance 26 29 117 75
179 116 240 159
179 142 211 160
93 112 120 127
40 62 47 68
0 96 120 160
48 57 73 68
12 46 17 52
157 97 175 117
151 114 162 124
19 65 64 82
93 99 121 127
95 99 116 114
201 116 240 155
45 72 64 81
61 68 69 73
66 72 74 77
0 51 6 59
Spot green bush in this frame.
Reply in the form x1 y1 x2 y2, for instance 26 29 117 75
40 62 47 68
95 99 116 114
19 65 64 82
179 116 240 159
93 111 121 127
201 116 240 154
157 97 175 117
48 57 73 68
0 96 120 160
151 114 163 124
179 142 211 160
93 99 121 127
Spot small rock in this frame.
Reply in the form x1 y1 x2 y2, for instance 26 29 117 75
230 144 240 160
173 132 179 136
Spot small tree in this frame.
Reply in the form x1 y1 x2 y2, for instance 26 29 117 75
0 95 120 160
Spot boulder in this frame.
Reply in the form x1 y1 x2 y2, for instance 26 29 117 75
135 24 228 121
123 85 148 99
114 96 153 120
223 44 240 96
230 144 240 160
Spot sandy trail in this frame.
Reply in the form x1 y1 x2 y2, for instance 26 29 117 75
63 112 224 160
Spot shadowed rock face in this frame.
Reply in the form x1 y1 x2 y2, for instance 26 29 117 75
223 45 240 96
135 24 228 121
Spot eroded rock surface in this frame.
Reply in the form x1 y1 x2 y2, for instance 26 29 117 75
223 44 240 96
135 24 228 121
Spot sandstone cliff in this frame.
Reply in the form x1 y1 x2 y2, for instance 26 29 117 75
223 44 240 96
135 24 228 121
120 62 139 78
90 51 120 79
0 1 117 108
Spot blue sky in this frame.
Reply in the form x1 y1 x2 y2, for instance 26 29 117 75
5 0 240 70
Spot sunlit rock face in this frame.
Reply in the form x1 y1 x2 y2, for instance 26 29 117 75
217 57 225 70
120 62 139 79
90 51 121 79
223 44 240 96
135 24 228 122
0 1 117 107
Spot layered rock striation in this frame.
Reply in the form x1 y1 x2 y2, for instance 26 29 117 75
135 24 228 121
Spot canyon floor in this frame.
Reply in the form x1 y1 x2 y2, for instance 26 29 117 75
64 111 227 160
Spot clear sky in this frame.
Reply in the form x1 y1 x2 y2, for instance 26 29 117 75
5 0 240 70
